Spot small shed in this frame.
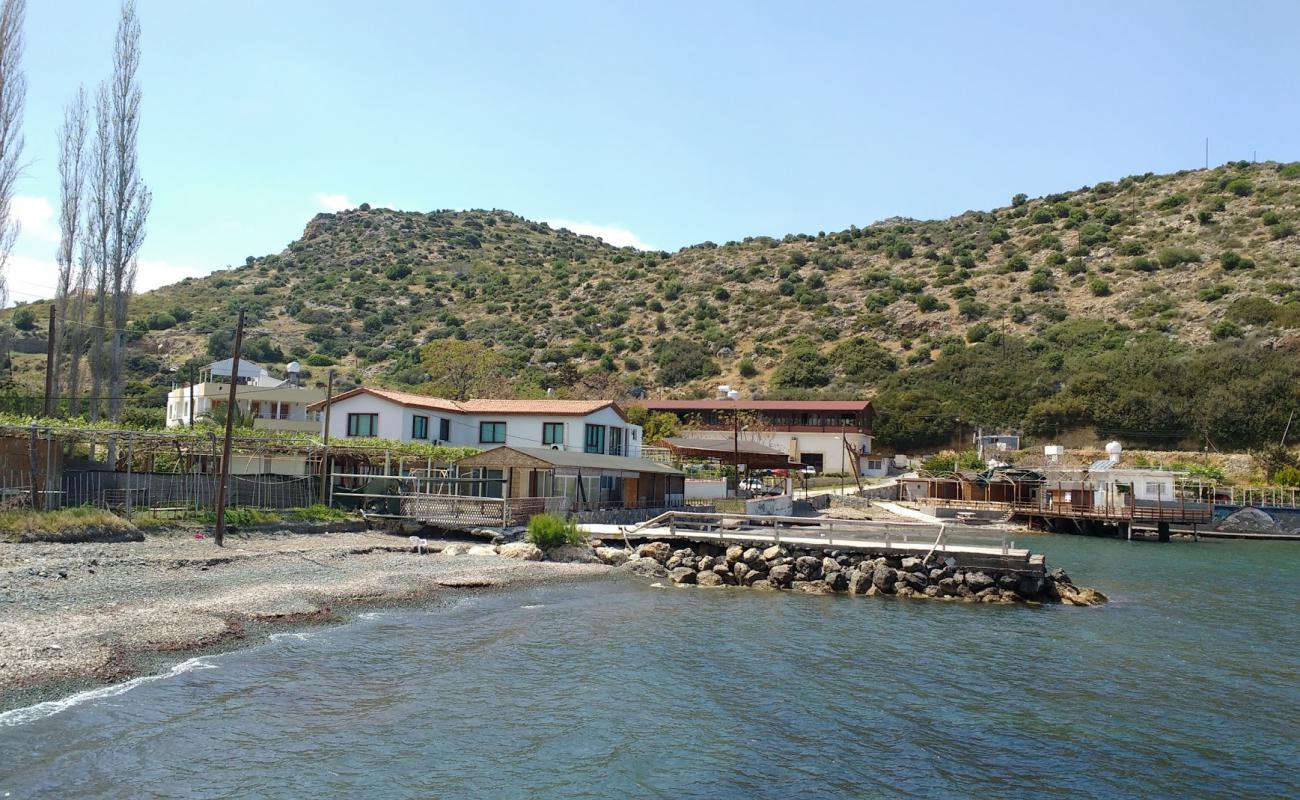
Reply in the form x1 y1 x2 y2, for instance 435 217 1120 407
454 446 684 509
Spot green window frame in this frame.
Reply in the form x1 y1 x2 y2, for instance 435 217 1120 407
480 421 506 444
543 422 565 446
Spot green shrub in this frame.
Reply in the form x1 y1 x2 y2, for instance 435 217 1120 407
527 513 583 549
1272 465 1300 487
1278 163 1300 178
1155 193 1187 210
145 311 177 330
1118 240 1146 256
385 264 412 280
1270 223 1295 240
1027 269 1054 293
1198 284 1231 302
11 306 35 331
1211 320 1243 340
1088 277 1111 296
1224 178 1253 197
738 357 758 378
1220 250 1255 271
1157 246 1200 269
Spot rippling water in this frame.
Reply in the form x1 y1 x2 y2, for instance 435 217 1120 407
2 536 1298 799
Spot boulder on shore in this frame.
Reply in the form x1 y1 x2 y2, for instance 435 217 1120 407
620 556 668 578
594 546 629 566
668 567 697 585
545 544 599 563
696 571 724 587
636 542 672 563
496 542 543 561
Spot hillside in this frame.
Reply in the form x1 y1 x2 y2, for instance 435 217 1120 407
6 160 1300 450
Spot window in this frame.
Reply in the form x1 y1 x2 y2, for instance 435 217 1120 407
608 426 623 456
480 421 506 444
411 415 429 440
584 424 606 454
1144 482 1162 496
542 422 565 446
347 413 378 437
438 417 450 442
867 459 883 471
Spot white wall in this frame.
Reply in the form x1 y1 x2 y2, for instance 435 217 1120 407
677 428 872 474
324 395 643 457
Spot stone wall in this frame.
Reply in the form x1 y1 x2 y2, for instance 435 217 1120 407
619 540 1105 606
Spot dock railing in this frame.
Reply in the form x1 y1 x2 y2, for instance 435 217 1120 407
620 510 1022 558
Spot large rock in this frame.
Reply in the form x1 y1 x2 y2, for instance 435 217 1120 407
899 571 928 591
467 544 499 556
1017 575 1045 598
546 544 598 563
750 579 776 591
825 570 848 592
1057 584 1108 606
848 569 872 595
732 563 751 583
497 542 543 561
742 547 764 564
697 555 716 571
696 571 724 587
793 580 834 595
768 564 795 588
725 545 746 563
594 546 629 566
965 571 996 592
668 567 697 585
821 556 842 575
794 556 822 579
621 556 668 578
871 563 897 592
761 545 786 562
636 542 672 563
438 543 474 556
937 577 960 596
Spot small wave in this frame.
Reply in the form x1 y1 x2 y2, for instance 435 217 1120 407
356 612 384 621
0 657 217 728
268 632 314 642
520 604 545 610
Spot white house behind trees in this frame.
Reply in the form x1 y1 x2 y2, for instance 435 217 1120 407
165 358 325 433
309 387 644 458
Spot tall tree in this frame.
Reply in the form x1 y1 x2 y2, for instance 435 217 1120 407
106 0 149 423
54 86 88 413
0 0 24 308
85 84 111 421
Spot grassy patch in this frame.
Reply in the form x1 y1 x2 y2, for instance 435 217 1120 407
0 507 137 543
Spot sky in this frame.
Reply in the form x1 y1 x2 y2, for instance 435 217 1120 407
7 0 1300 303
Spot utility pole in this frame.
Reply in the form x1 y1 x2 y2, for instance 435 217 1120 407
188 367 195 428
213 310 245 548
319 368 335 505
43 306 56 417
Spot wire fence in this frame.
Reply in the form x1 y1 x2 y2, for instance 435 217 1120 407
0 467 321 515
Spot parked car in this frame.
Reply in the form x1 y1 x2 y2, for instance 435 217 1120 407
740 478 780 496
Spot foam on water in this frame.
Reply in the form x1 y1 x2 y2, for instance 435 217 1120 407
0 657 217 728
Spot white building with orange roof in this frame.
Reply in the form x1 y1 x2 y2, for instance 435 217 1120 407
308 387 643 458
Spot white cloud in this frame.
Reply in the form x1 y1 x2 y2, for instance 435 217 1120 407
133 258 209 293
312 192 352 212
12 195 60 243
541 219 654 251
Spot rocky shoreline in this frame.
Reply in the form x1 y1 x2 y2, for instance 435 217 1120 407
0 530 610 712
611 540 1107 605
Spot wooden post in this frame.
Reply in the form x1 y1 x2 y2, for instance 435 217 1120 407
188 367 195 428
319 369 334 505
28 425 39 509
43 306 56 417
213 310 246 548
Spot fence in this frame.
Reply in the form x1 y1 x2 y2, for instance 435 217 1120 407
0 467 321 515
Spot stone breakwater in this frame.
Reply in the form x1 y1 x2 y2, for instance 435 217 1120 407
616 540 1106 606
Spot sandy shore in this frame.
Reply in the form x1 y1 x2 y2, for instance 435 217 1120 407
0 529 610 710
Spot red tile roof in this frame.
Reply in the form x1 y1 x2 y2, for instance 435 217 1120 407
308 387 626 419
640 399 872 413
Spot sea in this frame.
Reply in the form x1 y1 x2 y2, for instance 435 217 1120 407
1 535 1297 799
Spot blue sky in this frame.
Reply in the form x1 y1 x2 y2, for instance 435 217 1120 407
9 0 1299 301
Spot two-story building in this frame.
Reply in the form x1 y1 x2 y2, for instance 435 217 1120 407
309 387 644 457
165 359 326 434
639 399 876 475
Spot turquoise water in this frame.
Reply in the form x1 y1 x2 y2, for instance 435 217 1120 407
2 536 1297 799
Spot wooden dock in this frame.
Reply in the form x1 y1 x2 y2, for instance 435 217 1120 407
581 510 1045 573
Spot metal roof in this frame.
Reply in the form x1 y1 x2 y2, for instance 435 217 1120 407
457 446 682 475
1089 458 1119 471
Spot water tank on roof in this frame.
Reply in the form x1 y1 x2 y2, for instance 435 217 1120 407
1044 445 1064 457
286 361 301 374
1105 441 1123 458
